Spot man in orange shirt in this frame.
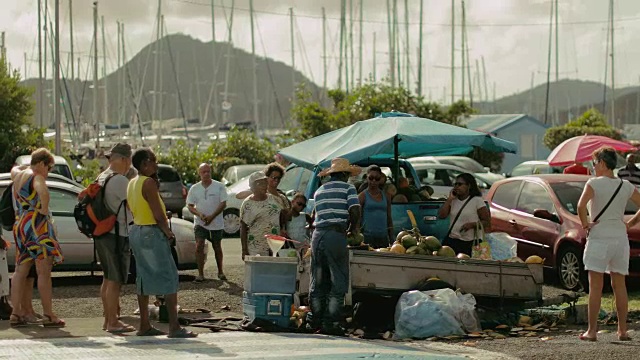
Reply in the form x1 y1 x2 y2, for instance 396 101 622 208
563 161 590 175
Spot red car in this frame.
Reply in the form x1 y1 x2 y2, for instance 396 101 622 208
487 174 640 290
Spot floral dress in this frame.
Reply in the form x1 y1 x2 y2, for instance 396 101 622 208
240 194 282 255
13 175 63 265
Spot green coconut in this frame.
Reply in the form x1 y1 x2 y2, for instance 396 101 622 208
420 236 442 252
405 245 419 255
401 234 418 249
436 246 456 258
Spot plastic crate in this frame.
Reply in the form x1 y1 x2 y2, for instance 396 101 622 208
244 256 298 294
243 292 293 328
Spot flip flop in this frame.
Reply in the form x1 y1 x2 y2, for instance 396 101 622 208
618 334 632 341
168 327 198 338
42 315 66 328
579 334 597 342
10 315 27 328
107 324 136 334
136 327 166 336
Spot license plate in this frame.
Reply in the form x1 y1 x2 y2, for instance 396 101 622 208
160 192 173 198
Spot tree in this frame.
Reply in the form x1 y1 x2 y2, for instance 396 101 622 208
0 58 47 171
543 109 621 150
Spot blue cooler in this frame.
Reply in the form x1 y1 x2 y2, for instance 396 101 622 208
243 291 293 328
244 256 298 294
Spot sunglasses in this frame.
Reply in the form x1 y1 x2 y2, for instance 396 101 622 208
368 176 381 181
591 160 599 167
454 182 467 187
295 201 307 207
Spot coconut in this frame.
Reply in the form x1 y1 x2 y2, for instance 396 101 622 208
507 257 524 263
420 236 442 252
396 231 410 244
390 244 406 254
457 253 471 259
405 245 419 254
401 234 418 249
525 255 544 264
437 246 456 257
376 248 391 252
347 233 363 246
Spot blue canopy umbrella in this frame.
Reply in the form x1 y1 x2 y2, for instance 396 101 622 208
278 112 517 170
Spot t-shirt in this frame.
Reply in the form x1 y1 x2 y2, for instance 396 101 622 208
186 180 228 230
448 195 486 242
586 177 635 239
313 180 359 228
617 165 640 186
240 194 282 255
97 169 131 237
563 164 590 175
287 212 309 249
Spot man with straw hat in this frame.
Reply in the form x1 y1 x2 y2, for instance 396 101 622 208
308 158 361 336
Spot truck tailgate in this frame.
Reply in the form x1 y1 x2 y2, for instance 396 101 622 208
391 201 449 239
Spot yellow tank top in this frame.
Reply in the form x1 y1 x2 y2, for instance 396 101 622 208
127 175 166 225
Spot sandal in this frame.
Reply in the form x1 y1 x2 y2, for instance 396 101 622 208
618 334 632 341
168 327 198 338
136 327 166 336
107 324 137 334
42 314 66 328
10 314 27 328
23 314 43 325
579 334 597 342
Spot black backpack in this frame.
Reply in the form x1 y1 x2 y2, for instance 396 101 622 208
0 183 15 232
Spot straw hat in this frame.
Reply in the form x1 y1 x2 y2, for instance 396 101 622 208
318 158 362 177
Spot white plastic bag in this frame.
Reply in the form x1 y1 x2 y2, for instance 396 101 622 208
394 289 464 339
485 232 517 261
457 292 481 333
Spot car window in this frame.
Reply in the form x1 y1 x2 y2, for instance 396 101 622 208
157 166 181 182
449 169 490 189
237 166 265 180
510 164 533 177
491 181 522 209
551 181 639 215
49 188 77 213
516 182 555 215
279 167 303 193
297 168 313 193
438 158 484 173
51 164 73 180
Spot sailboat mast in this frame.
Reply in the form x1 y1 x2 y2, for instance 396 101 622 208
101 15 107 124
460 0 465 102
338 0 345 88
358 0 363 86
404 0 409 89
417 0 424 96
93 1 99 148
450 0 455 103
221 0 234 127
289 8 295 96
54 0 61 154
544 0 553 125
610 0 615 126
373 32 376 82
322 7 327 90
37 0 43 127
69 0 74 80
250 0 259 134
153 0 161 122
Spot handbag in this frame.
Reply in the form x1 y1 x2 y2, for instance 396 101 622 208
472 222 491 260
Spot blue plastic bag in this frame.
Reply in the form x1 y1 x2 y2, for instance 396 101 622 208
394 290 465 339
485 232 517 261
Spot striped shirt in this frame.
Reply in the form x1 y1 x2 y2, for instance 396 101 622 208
618 165 640 186
313 180 360 228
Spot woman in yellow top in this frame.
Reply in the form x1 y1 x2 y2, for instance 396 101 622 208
127 148 196 338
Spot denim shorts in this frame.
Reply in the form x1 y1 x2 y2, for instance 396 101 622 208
129 225 179 296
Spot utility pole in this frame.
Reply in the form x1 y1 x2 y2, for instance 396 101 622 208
159 14 164 122
460 0 465 102
93 1 99 149
610 0 615 126
38 0 43 127
393 0 400 86
338 0 345 88
101 15 107 124
450 0 455 104
464 1 473 107
404 0 409 89
358 0 363 85
373 32 377 82
249 0 259 134
24 52 27 79
475 59 482 105
417 0 424 96
53 0 61 154
153 0 161 122
544 0 553 125
554 0 559 124
386 0 394 86
349 0 354 88
482 56 489 109
322 7 327 90
221 0 234 128
69 0 74 80
121 23 127 125
44 0 48 80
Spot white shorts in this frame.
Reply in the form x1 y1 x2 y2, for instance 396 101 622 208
583 238 630 275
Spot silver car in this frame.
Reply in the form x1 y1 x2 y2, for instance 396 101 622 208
0 178 202 273
221 164 267 186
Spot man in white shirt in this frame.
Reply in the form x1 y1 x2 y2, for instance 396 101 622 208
187 163 228 282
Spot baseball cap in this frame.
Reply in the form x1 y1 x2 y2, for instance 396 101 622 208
105 143 132 159
248 171 268 186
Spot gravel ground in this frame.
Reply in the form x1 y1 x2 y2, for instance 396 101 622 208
20 242 640 359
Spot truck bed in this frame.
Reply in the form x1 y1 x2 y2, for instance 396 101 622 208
391 200 449 239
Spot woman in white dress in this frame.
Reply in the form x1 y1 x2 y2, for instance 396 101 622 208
577 146 640 342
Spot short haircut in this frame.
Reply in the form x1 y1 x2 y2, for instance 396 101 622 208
592 146 617 170
292 192 307 203
132 148 154 171
30 148 54 167
264 162 285 177
367 164 382 174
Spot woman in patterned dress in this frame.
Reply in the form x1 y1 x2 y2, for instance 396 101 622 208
9 148 65 327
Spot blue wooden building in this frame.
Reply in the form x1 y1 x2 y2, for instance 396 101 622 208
460 114 551 173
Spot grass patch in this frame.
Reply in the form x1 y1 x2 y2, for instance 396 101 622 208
577 291 640 311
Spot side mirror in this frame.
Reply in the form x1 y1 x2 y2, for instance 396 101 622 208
533 209 560 223
75 176 84 183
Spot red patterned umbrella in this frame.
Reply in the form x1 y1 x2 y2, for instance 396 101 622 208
547 135 637 166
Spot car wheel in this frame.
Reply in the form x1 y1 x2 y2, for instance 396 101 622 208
558 246 586 291
223 208 241 237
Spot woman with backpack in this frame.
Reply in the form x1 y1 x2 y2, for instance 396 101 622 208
9 148 65 328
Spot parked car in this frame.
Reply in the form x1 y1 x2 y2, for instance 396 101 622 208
157 164 187 218
410 156 504 182
409 163 498 198
507 160 563 177
14 155 75 181
221 164 267 186
0 177 202 272
0 172 82 187
486 174 640 290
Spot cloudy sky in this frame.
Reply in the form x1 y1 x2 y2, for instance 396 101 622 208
2 0 640 103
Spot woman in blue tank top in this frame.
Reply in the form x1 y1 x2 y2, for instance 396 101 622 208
358 165 392 248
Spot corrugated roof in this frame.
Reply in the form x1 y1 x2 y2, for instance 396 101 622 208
460 114 545 133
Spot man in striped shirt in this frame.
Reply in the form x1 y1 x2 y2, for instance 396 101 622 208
309 158 361 335
618 154 640 186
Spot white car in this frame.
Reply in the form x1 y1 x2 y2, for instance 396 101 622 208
221 164 267 186
0 178 202 273
14 155 75 182
410 163 497 199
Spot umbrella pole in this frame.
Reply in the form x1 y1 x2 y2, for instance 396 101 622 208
394 135 400 186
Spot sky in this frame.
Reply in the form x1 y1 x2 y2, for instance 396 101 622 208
2 0 640 104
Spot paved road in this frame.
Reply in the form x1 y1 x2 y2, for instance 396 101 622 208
0 322 512 360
